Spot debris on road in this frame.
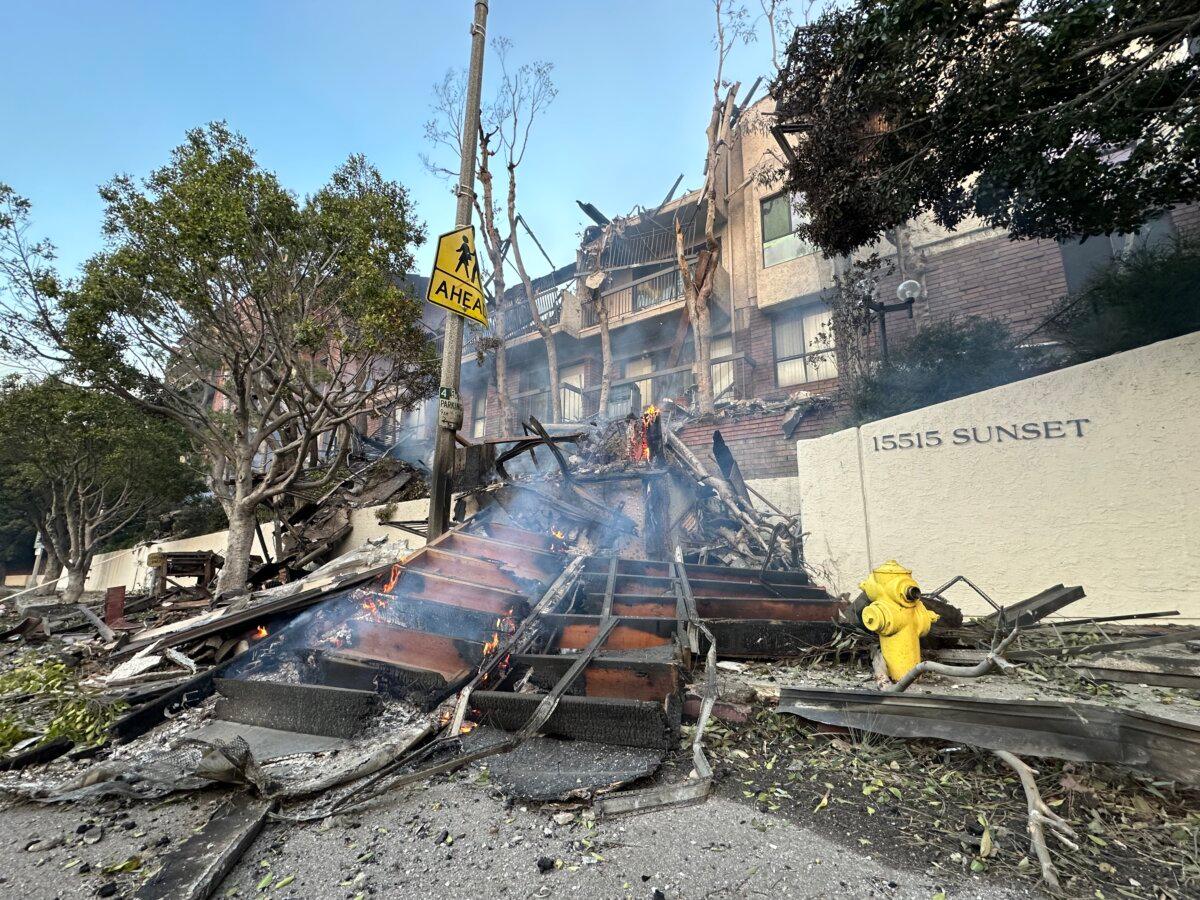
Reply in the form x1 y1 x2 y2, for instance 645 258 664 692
3 406 1198 899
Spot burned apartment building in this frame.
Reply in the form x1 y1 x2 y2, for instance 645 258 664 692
380 98 1199 491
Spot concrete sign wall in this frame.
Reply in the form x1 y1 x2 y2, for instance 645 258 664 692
797 332 1200 620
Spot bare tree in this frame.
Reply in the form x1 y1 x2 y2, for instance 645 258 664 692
491 41 560 422
678 1 752 415
586 228 615 416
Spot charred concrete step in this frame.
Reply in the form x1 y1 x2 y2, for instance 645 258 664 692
471 690 681 750
584 557 813 587
581 571 831 601
476 520 561 552
578 592 843 621
432 531 563 580
213 678 380 739
510 653 681 701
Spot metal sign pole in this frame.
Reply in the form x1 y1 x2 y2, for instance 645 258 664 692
428 0 489 537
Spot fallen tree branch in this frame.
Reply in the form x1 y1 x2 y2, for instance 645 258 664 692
993 749 1078 891
886 624 1020 692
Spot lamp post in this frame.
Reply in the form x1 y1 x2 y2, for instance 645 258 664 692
866 278 921 361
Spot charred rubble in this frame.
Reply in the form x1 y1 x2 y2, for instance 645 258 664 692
2 407 1199 898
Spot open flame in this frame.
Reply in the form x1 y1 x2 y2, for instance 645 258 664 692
548 526 568 551
382 563 402 593
629 404 660 462
252 625 268 640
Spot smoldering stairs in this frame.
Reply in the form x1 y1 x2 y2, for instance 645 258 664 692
213 508 843 756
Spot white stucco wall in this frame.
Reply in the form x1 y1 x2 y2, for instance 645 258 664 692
84 499 430 594
797 332 1200 619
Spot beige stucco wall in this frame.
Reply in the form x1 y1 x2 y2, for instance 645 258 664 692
796 332 1200 619
723 100 1006 316
84 499 430 594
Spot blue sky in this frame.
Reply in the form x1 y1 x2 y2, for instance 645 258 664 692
1 1 776 282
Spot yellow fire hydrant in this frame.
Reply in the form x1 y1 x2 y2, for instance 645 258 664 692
859 560 939 681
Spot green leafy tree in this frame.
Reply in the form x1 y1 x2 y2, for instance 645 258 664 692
0 124 437 595
0 378 197 602
772 0 1200 256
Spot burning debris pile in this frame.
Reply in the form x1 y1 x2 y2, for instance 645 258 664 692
482 406 805 572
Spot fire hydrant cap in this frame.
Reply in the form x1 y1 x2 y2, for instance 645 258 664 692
873 560 912 577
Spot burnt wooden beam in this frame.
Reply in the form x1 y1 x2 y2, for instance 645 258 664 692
584 557 812 587
546 614 677 651
435 531 562 579
582 592 841 622
479 520 560 552
134 798 274 900
213 678 380 739
411 547 543 594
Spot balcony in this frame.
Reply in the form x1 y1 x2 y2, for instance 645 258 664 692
511 382 591 426
503 284 563 340
504 352 746 427
582 267 685 328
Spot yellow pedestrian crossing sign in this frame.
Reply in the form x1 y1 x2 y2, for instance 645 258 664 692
427 225 488 326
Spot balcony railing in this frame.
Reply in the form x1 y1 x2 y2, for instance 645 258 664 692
583 267 684 328
511 383 591 426
505 353 745 428
503 285 564 339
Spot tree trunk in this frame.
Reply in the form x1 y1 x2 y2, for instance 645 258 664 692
35 557 62 596
693 277 715 414
507 165 561 423
477 131 512 435
218 503 257 597
494 338 511 435
597 293 613 416
62 564 87 604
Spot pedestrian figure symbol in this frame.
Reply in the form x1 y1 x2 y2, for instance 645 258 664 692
427 225 488 326
455 236 477 282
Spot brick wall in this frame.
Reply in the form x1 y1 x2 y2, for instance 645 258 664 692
1172 204 1200 241
922 235 1069 335
677 411 804 480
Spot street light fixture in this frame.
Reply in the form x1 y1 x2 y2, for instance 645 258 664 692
864 278 921 361
896 279 922 302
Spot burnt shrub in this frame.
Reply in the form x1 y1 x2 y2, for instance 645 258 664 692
844 317 1049 426
1045 240 1200 362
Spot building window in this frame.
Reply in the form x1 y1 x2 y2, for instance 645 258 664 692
1058 214 1176 293
559 364 585 422
711 334 734 399
773 304 837 386
471 393 486 440
761 193 814 268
